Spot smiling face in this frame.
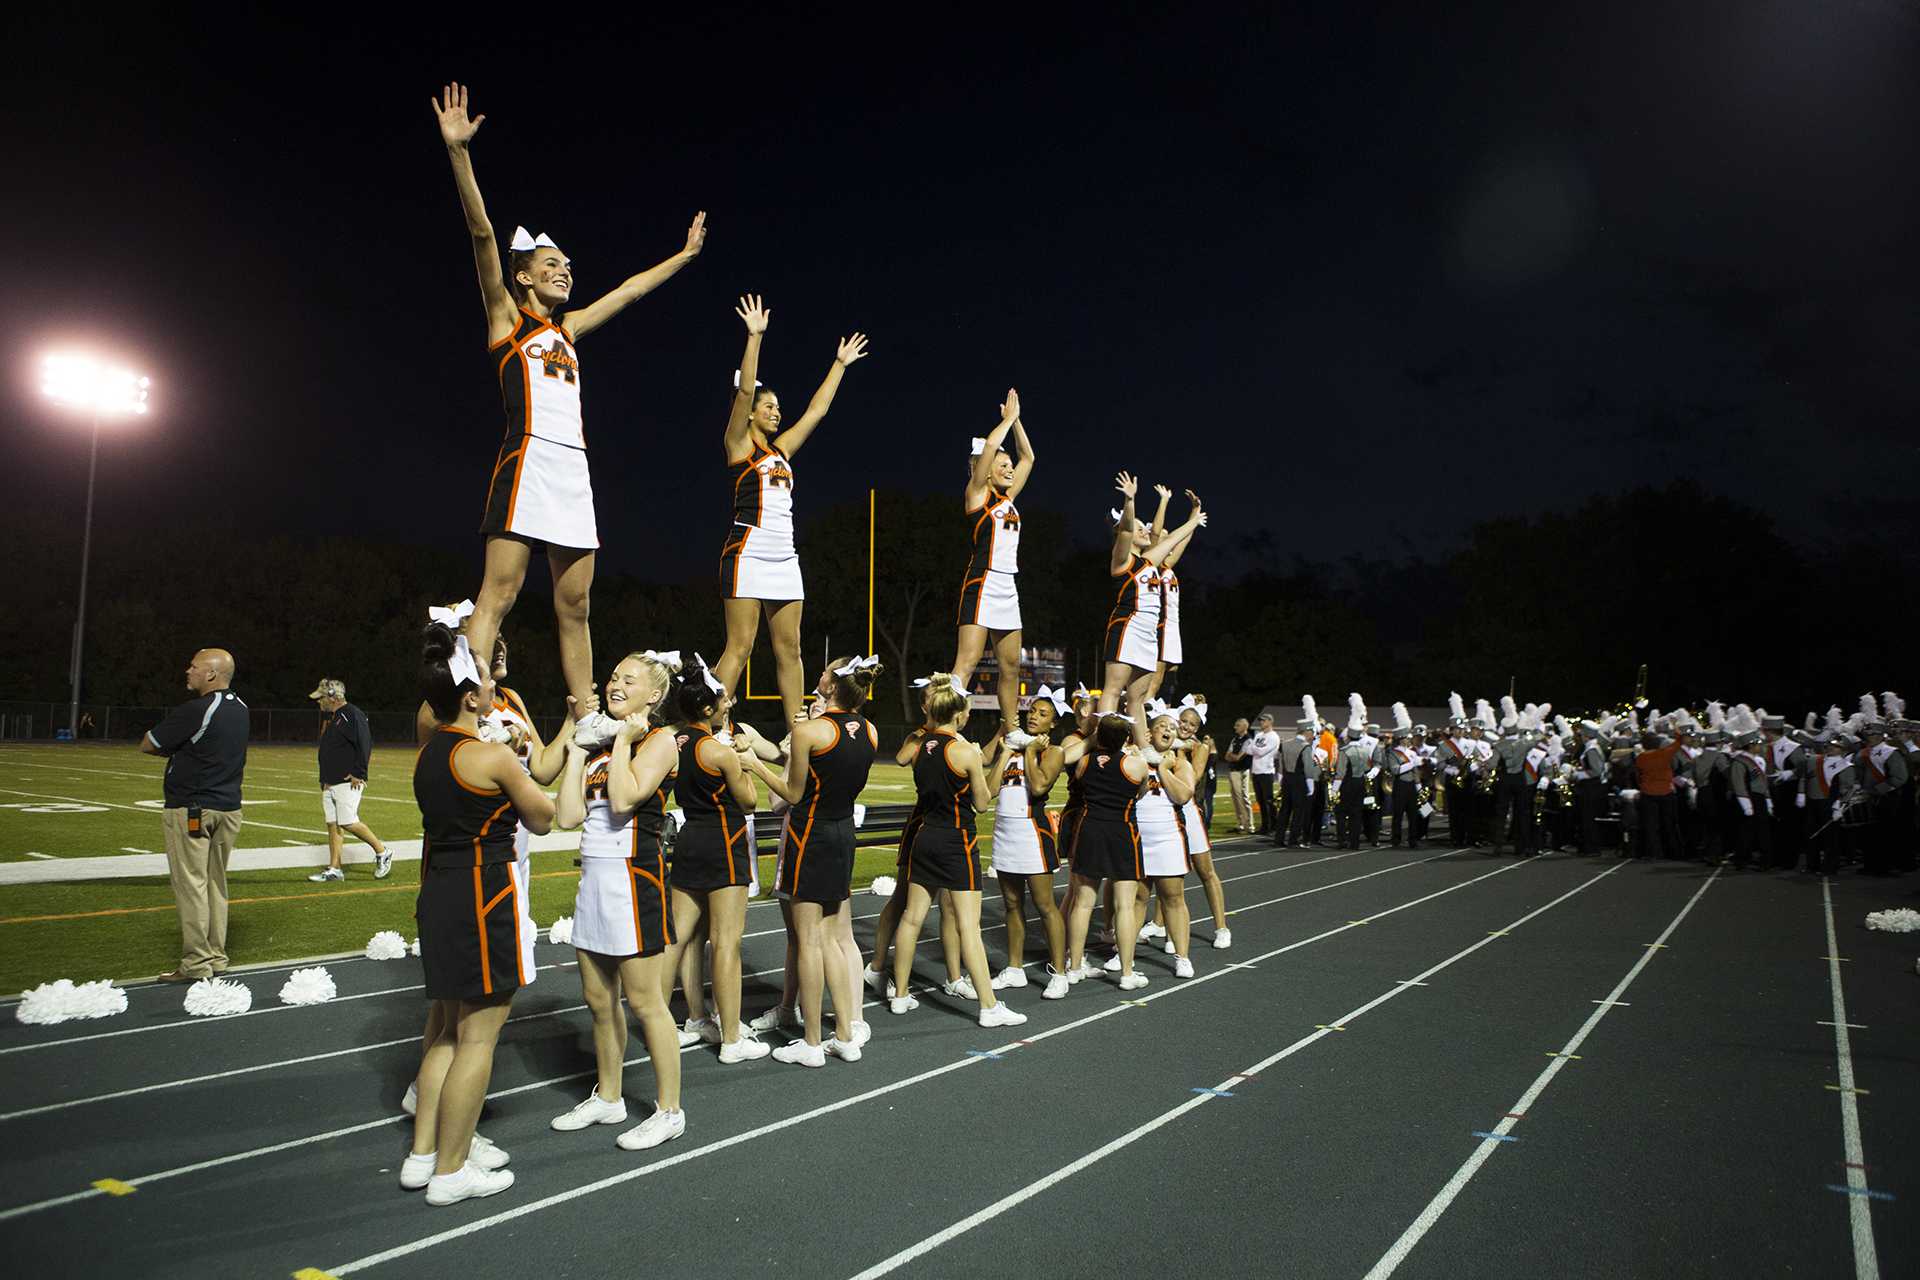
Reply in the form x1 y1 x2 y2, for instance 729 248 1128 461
990 449 1015 487
492 638 509 682
603 656 661 719
1179 709 1203 739
749 388 782 439
514 247 573 307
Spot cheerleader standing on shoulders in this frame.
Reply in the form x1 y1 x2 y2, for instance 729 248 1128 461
1143 487 1202 703
668 657 770 1063
1100 475 1205 756
1176 700 1230 949
547 652 687 1151
888 675 1029 1028
989 685 1072 999
738 656 884 1065
1064 714 1155 990
431 84 705 748
401 624 556 1206
713 296 869 728
951 390 1038 745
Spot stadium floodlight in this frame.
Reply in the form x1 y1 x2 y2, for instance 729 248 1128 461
39 352 154 742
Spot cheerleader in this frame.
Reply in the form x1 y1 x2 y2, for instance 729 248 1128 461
432 84 706 747
667 657 769 1063
1177 700 1231 949
738 656 884 1066
888 675 1029 1028
864 721 967 999
1143 486 1202 703
989 686 1072 999
1063 714 1155 989
547 652 687 1152
1135 712 1198 979
713 296 870 729
950 390 1037 743
1100 474 1205 754
401 623 556 1206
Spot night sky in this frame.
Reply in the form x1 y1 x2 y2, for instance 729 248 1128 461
6 3 1917 586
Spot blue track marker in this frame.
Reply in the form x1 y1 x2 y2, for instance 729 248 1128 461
965 1050 1002 1061
1470 1130 1518 1143
1825 1184 1895 1202
1191 1087 1235 1098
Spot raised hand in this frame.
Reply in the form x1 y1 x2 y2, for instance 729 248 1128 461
432 82 484 148
684 212 709 258
1115 471 1138 499
1153 483 1172 502
1000 388 1021 422
736 294 770 335
837 332 869 365
1184 488 1200 504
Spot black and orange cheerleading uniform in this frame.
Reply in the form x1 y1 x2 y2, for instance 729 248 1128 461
904 730 982 891
955 486 1023 630
775 709 878 904
1067 749 1145 882
1102 552 1165 670
480 308 597 550
671 725 754 891
414 726 531 1000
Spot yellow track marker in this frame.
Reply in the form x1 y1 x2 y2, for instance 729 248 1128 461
293 1270 342 1280
90 1178 135 1196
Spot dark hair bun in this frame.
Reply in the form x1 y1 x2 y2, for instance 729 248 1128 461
422 622 457 662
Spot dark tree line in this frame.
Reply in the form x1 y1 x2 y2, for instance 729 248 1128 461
2 481 1910 733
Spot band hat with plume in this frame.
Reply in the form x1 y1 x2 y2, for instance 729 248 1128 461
1347 693 1367 733
1705 701 1726 731
1300 694 1319 731
1725 704 1762 742
1473 698 1495 729
1885 691 1907 721
1392 702 1413 733
509 227 559 252
1447 691 1466 726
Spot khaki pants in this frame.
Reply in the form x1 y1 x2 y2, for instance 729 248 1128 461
1228 771 1253 831
162 807 242 976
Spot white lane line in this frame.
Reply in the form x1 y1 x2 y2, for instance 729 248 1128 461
1360 866 1723 1280
1821 878 1882 1279
23 852 55 860
844 861 1630 1278
0 843 1305 1052
0 786 330 838
319 854 1545 1274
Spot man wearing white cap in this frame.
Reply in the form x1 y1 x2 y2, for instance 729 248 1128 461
310 678 391 882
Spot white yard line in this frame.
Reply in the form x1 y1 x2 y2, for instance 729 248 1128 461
1820 878 1882 1280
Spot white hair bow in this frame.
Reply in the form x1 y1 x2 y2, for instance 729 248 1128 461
1178 694 1208 723
1033 685 1070 715
692 652 725 695
1109 508 1124 522
448 636 482 690
429 599 475 628
732 369 764 391
970 437 987 457
642 649 683 673
834 654 881 677
510 227 558 252
1144 697 1172 720
1107 713 1136 724
913 674 967 697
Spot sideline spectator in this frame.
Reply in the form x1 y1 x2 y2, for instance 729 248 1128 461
309 678 392 882
1248 713 1280 836
141 648 249 982
1224 717 1254 833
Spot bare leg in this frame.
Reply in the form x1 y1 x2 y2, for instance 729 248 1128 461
1146 660 1174 702
948 890 999 1010
826 900 862 1027
547 546 598 712
890 884 935 999
990 628 1025 731
939 890 963 981
326 822 344 871
867 876 909 980
1000 876 1027 968
467 537 532 706
676 914 710 1021
1193 853 1227 930
1028 872 1067 973
952 623 988 689
775 900 799 1013
764 600 806 728
343 820 386 856
432 997 514 1175
708 886 749 1041
1065 874 1100 969
1122 670 1154 751
665 888 705 1015
1098 663 1132 714
1157 877 1191 957
1111 880 1141 975
792 900 828 1046
619 952 681 1111
409 999 458 1157
576 950 629 1103
714 597 763 702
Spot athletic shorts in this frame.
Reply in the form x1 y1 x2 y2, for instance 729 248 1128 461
776 813 855 905
956 568 1022 631
480 434 599 550
571 855 674 958
672 815 756 892
416 860 533 1001
990 805 1059 876
904 823 981 892
1103 608 1162 672
320 781 362 826
721 526 805 601
1070 817 1144 882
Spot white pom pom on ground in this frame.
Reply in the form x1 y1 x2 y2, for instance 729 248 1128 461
869 875 897 897
16 978 129 1025
364 930 408 961
548 916 573 946
279 966 337 1005
183 977 253 1017
409 937 421 956
1865 907 1920 933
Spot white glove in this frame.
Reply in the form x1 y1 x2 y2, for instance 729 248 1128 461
1766 799 1775 816
1305 778 1316 796
1365 767 1380 782
1795 793 1805 810
1444 766 1459 778
1537 778 1549 792
1737 797 1753 817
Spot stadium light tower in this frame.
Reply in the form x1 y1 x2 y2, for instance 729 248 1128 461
40 353 151 742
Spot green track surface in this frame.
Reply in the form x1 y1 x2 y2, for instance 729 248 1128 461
0 743 1241 994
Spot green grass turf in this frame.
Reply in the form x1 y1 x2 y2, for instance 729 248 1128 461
0 743 1243 995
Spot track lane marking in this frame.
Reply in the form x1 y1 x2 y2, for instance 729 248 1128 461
1820 877 1882 1279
